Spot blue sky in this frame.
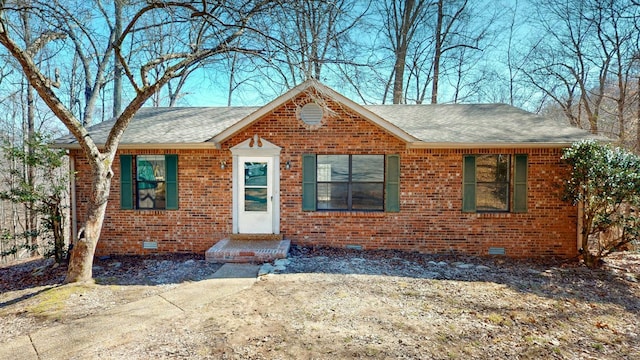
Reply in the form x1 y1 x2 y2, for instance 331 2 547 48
141 0 531 109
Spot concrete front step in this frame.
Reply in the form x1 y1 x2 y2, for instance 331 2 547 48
205 238 290 263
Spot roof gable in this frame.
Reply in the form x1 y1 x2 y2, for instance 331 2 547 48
210 79 418 146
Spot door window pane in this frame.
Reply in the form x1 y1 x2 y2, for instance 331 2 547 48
245 162 267 186
245 188 267 211
244 161 268 212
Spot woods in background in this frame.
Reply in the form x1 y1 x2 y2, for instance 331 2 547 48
1 0 639 274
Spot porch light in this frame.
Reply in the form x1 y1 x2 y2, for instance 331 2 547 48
220 160 227 169
285 160 291 170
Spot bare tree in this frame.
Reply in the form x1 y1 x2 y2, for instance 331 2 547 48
0 0 278 283
134 6 208 107
113 0 124 117
0 3 64 258
635 53 640 152
19 8 38 256
236 0 371 100
377 0 430 104
524 0 638 137
376 0 492 104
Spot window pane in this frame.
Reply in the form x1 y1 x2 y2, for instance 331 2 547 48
137 155 166 209
496 155 509 182
138 183 166 209
317 155 348 181
245 188 267 211
352 155 384 182
476 155 509 182
476 183 508 211
245 162 267 186
476 155 497 182
317 183 348 210
352 183 384 210
137 155 165 184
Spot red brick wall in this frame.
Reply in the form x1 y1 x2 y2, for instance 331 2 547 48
71 93 578 258
72 148 233 256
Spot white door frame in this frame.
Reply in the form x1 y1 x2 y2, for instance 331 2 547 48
231 135 281 234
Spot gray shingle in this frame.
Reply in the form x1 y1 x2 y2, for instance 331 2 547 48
364 103 595 144
54 103 596 147
54 107 259 145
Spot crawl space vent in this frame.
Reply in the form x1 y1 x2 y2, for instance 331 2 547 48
143 241 158 250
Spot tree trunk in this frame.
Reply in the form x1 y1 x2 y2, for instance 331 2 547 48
588 113 599 134
579 230 599 268
21 10 39 257
65 220 100 283
637 74 640 152
25 82 39 256
582 248 600 268
50 195 65 263
391 0 417 105
64 167 112 283
392 53 407 104
113 0 123 118
431 0 443 104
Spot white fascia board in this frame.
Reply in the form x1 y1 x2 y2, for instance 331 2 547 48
53 142 220 150
406 142 574 149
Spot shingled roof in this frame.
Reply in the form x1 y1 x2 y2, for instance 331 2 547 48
54 80 597 149
366 104 596 147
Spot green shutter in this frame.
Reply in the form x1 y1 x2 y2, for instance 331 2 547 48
302 154 316 211
385 154 400 212
513 154 528 213
462 155 476 212
120 155 133 209
165 154 179 210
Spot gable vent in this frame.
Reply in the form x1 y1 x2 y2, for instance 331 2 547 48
299 103 324 125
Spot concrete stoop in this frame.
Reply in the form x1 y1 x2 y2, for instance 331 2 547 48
205 236 290 263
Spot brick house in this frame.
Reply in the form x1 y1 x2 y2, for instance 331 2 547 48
56 80 595 258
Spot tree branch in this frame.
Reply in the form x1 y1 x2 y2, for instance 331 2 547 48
0 24 100 163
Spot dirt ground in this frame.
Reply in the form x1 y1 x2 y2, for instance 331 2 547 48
1 247 639 359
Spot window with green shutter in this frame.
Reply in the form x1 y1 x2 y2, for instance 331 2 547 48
302 154 399 212
120 154 178 210
462 154 528 213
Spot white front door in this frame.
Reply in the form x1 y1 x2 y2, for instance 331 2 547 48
238 156 274 233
